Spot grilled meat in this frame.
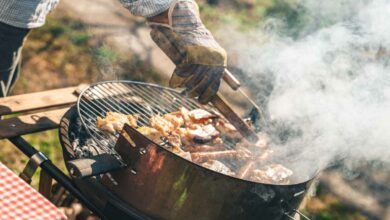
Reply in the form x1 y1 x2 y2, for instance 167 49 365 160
236 147 253 160
137 126 163 144
236 132 269 150
187 124 220 143
179 107 192 125
150 115 175 136
250 164 293 184
188 109 217 123
172 147 192 161
186 144 226 153
214 119 242 141
166 133 182 149
202 160 235 176
237 161 255 179
191 150 238 163
163 111 185 128
96 108 292 185
96 112 138 134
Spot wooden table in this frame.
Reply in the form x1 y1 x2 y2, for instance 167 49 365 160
0 85 85 139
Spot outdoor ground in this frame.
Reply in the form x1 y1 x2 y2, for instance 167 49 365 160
0 1 388 220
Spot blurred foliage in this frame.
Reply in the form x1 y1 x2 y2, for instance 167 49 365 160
13 15 101 94
199 0 303 30
305 185 368 220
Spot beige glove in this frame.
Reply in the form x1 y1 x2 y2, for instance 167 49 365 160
149 0 227 104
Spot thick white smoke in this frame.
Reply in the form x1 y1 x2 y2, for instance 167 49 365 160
220 0 390 177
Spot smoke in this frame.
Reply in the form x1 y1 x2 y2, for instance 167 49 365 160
220 0 390 177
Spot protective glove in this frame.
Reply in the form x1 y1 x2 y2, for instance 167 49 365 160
148 0 227 104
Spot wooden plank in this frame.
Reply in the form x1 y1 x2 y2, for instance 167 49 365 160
0 84 87 116
0 107 69 139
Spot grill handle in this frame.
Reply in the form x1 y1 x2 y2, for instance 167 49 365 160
223 69 268 129
67 154 124 178
223 69 241 90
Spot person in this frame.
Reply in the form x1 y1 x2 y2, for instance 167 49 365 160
0 0 227 104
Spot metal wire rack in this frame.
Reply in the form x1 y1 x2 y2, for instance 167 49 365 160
77 81 205 156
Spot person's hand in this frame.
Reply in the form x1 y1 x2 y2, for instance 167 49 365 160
148 0 227 104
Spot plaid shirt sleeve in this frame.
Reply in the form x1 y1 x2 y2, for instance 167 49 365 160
118 0 173 18
0 0 59 29
0 0 172 29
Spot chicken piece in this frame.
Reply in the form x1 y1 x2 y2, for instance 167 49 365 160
96 117 116 134
173 127 188 137
177 151 192 161
188 109 217 123
127 114 139 127
170 127 192 147
187 124 220 143
179 107 192 124
137 126 163 144
171 144 192 161
211 137 224 145
166 133 182 149
250 164 293 184
203 124 220 136
181 138 198 150
149 115 175 135
202 160 235 176
214 119 242 140
96 112 138 134
163 111 184 128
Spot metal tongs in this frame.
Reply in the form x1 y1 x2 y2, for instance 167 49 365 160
150 27 264 143
210 69 265 143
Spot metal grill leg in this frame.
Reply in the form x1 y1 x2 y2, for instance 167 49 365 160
39 170 53 199
19 152 48 184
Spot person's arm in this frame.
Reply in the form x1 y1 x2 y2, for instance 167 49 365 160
118 0 173 18
120 0 227 104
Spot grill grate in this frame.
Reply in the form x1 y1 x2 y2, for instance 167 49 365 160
77 81 205 159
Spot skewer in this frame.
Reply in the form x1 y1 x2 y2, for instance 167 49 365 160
191 150 238 163
236 150 273 179
187 144 227 153
237 161 255 179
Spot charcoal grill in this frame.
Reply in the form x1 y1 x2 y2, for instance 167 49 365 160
59 80 317 220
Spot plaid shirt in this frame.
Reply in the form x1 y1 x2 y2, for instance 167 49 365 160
0 0 173 29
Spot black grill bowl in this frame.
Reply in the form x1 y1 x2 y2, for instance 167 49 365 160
59 105 317 220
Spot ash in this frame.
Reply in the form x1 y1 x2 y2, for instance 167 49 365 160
69 115 115 159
